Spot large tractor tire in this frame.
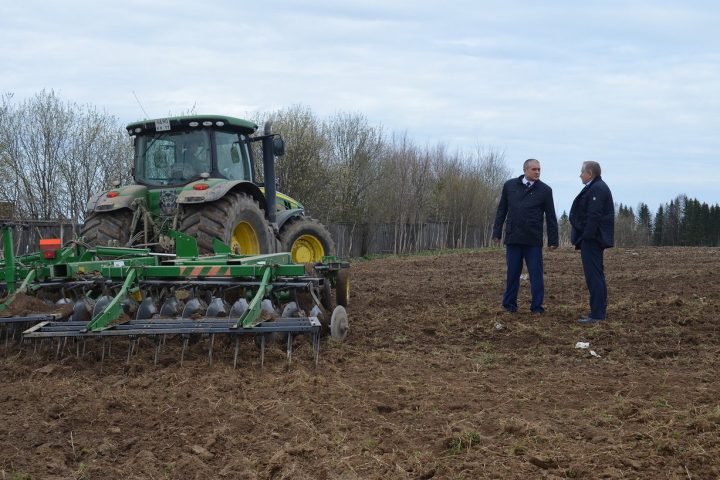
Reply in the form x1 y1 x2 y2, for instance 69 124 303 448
280 217 334 263
81 210 134 247
180 192 272 255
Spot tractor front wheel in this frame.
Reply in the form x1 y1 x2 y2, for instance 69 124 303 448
180 192 272 255
81 210 134 247
280 217 334 263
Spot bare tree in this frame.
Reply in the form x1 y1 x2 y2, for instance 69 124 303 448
323 112 385 255
264 105 333 221
0 90 132 223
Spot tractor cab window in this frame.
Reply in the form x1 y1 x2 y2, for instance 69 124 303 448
135 130 211 186
216 131 252 181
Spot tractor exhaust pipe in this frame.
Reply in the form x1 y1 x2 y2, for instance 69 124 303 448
261 121 284 225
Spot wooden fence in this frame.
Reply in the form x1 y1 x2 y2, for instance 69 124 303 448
0 221 79 258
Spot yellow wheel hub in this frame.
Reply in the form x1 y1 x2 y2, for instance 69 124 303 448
231 222 259 254
291 235 325 263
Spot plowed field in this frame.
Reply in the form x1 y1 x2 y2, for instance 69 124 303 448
1 246 719 479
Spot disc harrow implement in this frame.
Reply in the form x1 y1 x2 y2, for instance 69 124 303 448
0 224 350 367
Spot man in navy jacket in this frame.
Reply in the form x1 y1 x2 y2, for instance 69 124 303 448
493 159 559 314
569 161 614 324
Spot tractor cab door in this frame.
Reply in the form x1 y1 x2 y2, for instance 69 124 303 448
216 131 253 182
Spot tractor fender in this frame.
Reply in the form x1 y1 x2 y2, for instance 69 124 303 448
176 180 267 213
85 185 148 213
276 208 306 231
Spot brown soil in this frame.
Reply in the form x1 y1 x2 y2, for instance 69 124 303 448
1 246 719 479
0 293 73 318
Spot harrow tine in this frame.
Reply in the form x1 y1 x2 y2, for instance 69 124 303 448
126 338 135 364
313 332 320 368
260 334 266 369
208 334 215 365
55 339 61 359
153 336 161 365
233 336 240 369
286 333 293 366
180 336 189 366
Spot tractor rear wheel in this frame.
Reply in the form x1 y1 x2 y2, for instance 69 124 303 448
180 192 272 255
81 210 134 247
280 217 334 263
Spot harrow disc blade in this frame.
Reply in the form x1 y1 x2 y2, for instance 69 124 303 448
261 299 276 316
282 301 299 318
71 297 94 322
121 297 139 317
92 295 113 319
206 297 229 317
330 305 349 342
229 298 248 317
160 297 183 317
182 298 207 318
137 297 158 320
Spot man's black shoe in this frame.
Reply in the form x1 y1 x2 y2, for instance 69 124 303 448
577 316 603 325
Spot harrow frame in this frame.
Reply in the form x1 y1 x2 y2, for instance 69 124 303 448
0 223 349 365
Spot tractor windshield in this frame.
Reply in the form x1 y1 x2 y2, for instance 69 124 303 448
135 130 211 186
134 130 253 186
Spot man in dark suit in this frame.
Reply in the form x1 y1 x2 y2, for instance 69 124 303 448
493 159 559 314
569 161 614 324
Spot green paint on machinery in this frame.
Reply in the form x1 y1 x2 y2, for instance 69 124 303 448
82 115 335 265
0 223 350 366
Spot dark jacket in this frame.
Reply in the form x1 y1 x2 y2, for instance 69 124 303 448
569 176 615 249
492 175 559 246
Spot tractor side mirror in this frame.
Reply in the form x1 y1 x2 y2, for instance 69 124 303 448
272 137 285 157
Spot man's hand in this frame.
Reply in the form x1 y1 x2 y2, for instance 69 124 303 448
548 245 558 251
492 237 502 244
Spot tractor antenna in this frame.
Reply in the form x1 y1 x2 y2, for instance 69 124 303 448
132 91 150 119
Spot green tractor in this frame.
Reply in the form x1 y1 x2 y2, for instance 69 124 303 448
81 115 334 264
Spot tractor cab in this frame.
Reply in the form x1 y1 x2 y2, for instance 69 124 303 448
84 114 334 263
130 116 256 187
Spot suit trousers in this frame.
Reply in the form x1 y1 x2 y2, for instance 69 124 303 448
580 239 608 319
502 244 544 313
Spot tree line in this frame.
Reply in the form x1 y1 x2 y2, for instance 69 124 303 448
2 90 717 253
558 195 720 248
0 91 509 254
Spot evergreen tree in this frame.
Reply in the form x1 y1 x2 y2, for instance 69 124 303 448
637 202 652 245
653 205 665 246
558 210 571 246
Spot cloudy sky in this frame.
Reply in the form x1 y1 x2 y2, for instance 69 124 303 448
1 0 718 214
